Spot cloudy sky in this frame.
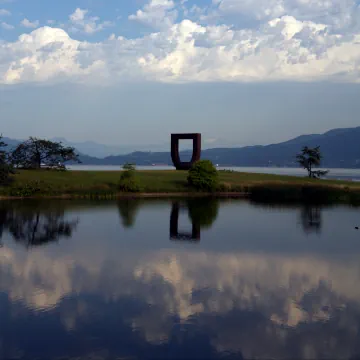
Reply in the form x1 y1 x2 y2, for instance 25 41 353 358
0 0 360 147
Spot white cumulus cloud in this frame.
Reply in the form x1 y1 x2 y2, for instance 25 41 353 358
0 0 360 85
0 8 10 16
21 18 39 28
1 21 13 29
69 8 113 34
129 0 178 29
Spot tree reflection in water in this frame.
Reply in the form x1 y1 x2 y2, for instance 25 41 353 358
0 201 79 248
117 199 142 229
170 198 219 242
300 205 322 235
250 199 324 235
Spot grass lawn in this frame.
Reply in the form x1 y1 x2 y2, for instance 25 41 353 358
1 169 360 202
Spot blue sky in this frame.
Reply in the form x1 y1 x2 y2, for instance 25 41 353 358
1 0 360 147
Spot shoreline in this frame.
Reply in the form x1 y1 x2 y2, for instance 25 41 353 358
0 192 249 200
1 169 360 203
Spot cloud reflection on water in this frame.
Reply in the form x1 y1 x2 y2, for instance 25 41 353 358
0 199 360 359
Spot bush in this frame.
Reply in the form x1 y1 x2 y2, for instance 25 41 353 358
9 181 42 197
0 163 14 186
187 160 219 191
118 163 141 193
0 137 14 186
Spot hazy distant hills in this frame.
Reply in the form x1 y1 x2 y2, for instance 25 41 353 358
76 126 360 168
2 126 360 168
50 137 170 157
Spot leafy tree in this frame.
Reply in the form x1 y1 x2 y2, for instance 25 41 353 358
0 135 15 185
187 160 219 191
10 137 81 170
296 146 329 179
122 163 136 171
118 163 141 192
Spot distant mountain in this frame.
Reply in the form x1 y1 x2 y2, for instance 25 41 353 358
75 126 360 168
51 137 169 158
1 137 20 149
2 126 360 168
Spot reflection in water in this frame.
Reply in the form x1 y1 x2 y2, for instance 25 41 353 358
170 202 201 241
117 199 141 228
300 205 322 234
170 199 219 242
1 199 360 359
186 198 219 229
0 201 79 248
250 199 324 235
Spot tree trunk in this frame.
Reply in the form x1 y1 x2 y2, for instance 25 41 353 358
33 153 41 169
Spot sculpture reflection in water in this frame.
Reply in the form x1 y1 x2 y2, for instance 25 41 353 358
0 201 79 248
116 198 220 239
170 198 219 242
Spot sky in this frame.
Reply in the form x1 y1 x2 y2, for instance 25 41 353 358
0 0 360 147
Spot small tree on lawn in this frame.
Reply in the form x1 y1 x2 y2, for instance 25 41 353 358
10 137 81 170
0 135 14 185
296 146 328 179
118 163 141 192
187 160 219 191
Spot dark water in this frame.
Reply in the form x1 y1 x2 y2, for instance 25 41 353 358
1 199 360 360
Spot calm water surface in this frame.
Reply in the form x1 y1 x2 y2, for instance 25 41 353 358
1 199 360 359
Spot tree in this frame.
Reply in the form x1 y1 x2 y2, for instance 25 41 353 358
187 160 219 191
118 162 141 192
296 146 329 179
0 135 14 185
10 137 81 170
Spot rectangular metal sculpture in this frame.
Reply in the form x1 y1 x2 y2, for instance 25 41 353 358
171 133 201 170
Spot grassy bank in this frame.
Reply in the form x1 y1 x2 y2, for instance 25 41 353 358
1 169 360 203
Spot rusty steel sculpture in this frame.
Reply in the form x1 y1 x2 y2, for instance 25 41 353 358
170 202 200 242
171 133 201 170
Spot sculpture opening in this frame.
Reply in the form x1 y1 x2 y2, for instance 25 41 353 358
171 133 201 170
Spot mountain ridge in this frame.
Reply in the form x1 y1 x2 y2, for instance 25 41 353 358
2 126 360 168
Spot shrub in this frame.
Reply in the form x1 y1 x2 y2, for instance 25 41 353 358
0 137 14 186
187 160 219 191
0 163 14 186
118 163 141 193
122 163 136 171
9 181 42 197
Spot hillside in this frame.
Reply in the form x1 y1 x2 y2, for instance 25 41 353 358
2 127 360 168
76 126 360 168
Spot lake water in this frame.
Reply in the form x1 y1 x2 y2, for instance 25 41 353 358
68 165 360 182
1 199 360 359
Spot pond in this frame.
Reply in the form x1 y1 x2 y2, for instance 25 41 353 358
0 199 360 359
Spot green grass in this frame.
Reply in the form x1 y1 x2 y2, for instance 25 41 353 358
1 169 360 203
